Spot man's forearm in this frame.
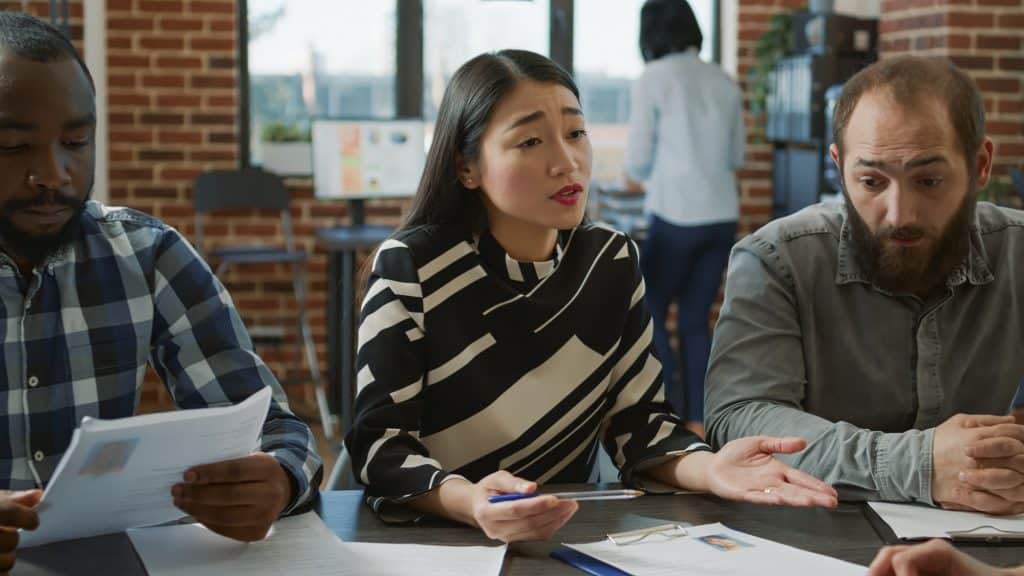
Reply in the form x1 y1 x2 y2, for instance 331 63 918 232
708 400 933 503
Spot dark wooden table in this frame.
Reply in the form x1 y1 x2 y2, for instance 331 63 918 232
14 487 1024 575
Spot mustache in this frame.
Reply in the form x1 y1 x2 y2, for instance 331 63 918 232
880 226 928 242
3 191 82 213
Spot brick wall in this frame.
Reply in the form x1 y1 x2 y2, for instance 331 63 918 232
735 0 809 236
878 0 1024 190
102 0 406 411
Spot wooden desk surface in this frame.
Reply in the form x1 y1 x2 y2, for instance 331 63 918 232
14 487 1024 575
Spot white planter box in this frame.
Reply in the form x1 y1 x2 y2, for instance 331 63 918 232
258 142 312 176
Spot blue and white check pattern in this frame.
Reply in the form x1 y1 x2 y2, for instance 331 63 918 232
0 201 321 512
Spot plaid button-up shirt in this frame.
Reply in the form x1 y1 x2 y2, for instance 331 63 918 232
0 201 321 512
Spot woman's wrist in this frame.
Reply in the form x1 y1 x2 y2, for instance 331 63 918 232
646 450 714 492
407 477 479 527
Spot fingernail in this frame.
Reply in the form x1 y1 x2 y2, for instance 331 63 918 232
515 483 529 493
185 470 197 483
958 471 969 482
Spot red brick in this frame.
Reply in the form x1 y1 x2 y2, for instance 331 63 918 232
109 73 136 88
208 56 236 70
209 19 236 33
110 129 153 144
140 112 185 125
206 94 236 108
986 121 1022 136
998 99 1023 114
160 167 203 182
155 56 202 69
949 55 994 71
107 0 133 10
139 36 185 51
159 17 203 31
109 55 151 68
997 143 1024 157
141 74 185 89
190 37 234 52
189 1 234 14
134 186 180 199
109 93 151 107
109 112 135 125
107 37 132 50
109 18 154 31
976 78 1020 93
998 14 1024 27
190 113 235 126
978 35 1021 51
208 132 237 144
138 150 186 162
158 130 204 145
157 94 203 108
189 150 237 162
139 0 185 10
945 12 996 28
110 168 155 181
1000 57 1024 71
190 74 235 89
948 34 972 50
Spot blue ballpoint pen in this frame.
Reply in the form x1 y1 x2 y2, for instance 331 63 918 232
488 489 644 504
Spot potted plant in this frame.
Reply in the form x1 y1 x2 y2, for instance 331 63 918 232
747 12 794 120
257 122 312 176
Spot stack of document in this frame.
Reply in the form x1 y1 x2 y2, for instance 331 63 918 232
127 512 507 576
558 522 865 575
21 387 273 547
867 502 1024 541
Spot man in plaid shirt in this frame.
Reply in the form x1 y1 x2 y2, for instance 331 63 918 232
0 13 322 570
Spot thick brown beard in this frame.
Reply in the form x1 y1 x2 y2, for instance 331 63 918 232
844 188 975 297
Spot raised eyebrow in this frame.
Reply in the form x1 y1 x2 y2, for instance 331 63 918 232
0 118 35 131
505 107 585 133
505 110 545 133
64 113 97 132
904 155 948 169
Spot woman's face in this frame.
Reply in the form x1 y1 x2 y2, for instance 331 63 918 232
461 80 592 236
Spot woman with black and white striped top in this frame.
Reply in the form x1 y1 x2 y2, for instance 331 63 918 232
344 49 838 543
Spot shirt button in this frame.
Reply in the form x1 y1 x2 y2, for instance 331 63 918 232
27 376 38 388
33 451 44 462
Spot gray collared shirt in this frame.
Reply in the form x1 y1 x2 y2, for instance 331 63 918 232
705 201 1024 504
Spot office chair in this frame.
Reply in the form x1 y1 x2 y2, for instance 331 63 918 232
192 167 334 439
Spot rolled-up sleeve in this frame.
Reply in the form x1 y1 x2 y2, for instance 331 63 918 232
704 243 934 504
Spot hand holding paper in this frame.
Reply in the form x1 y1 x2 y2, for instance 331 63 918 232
0 489 40 571
172 451 294 542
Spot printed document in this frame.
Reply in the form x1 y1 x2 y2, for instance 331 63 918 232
20 386 272 547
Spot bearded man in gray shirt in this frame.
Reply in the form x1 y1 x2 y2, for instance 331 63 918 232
705 55 1024 515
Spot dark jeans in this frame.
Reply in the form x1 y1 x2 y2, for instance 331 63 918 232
641 215 737 422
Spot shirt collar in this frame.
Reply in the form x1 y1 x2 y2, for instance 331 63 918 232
475 229 566 287
835 206 994 289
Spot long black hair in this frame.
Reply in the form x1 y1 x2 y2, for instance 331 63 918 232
639 0 703 62
399 49 580 237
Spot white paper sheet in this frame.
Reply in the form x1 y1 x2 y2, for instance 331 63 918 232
566 522 865 576
20 387 272 547
868 502 1024 540
127 512 508 576
342 541 508 576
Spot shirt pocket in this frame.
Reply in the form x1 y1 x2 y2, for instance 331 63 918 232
68 335 145 378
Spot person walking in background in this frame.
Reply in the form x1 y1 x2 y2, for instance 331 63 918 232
625 0 745 435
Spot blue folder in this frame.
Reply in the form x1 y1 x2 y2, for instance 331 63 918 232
550 546 632 576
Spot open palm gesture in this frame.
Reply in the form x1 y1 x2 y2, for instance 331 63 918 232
706 437 838 508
